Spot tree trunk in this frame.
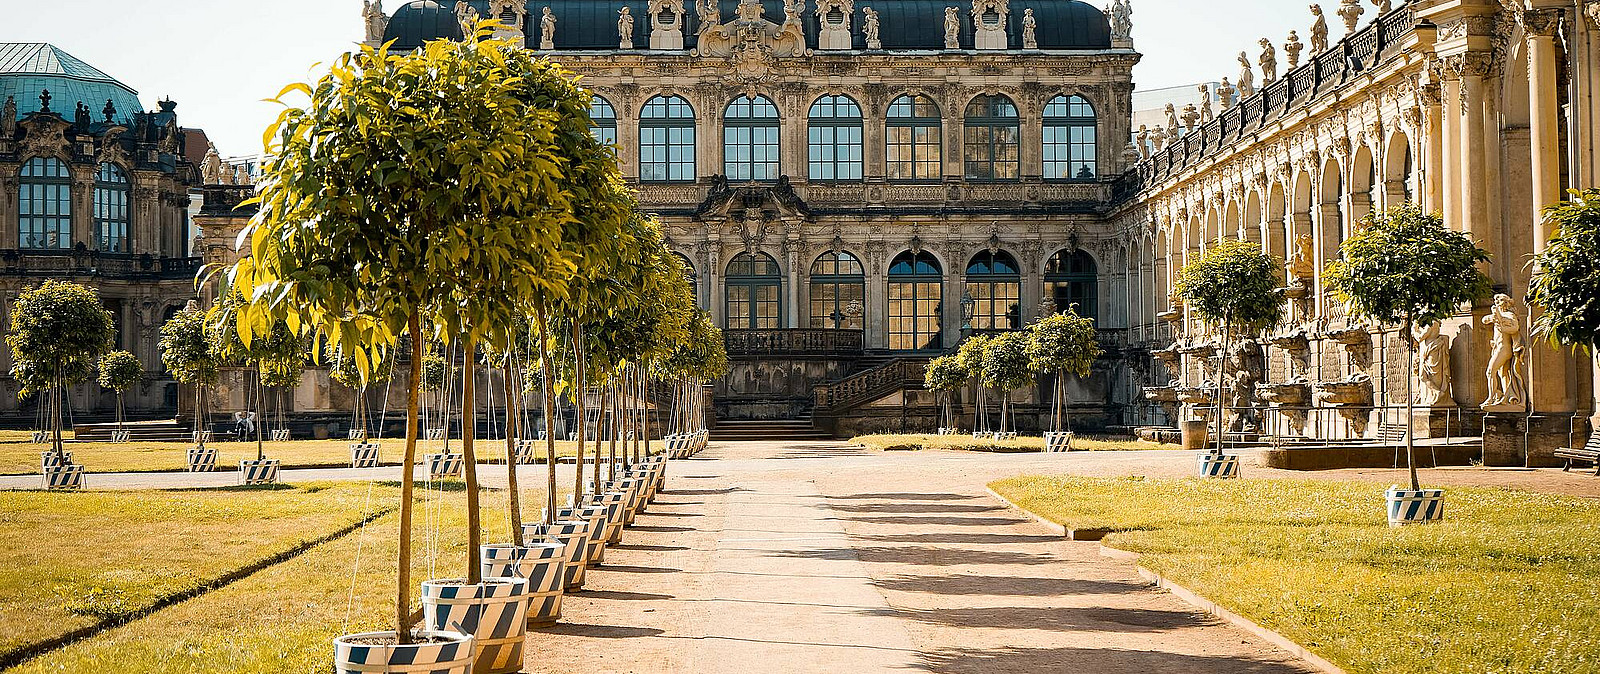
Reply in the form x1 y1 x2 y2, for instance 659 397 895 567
1217 318 1230 453
596 381 610 494
461 336 482 584
502 352 523 543
255 370 265 461
572 323 587 502
397 312 424 643
537 309 559 523
1403 316 1420 491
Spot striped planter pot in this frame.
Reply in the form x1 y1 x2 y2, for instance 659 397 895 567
992 432 1018 441
481 542 567 627
426 428 447 441
1196 452 1241 479
426 453 464 479
512 440 539 465
663 435 684 459
40 451 73 472
333 629 474 674
589 492 629 545
109 430 131 443
971 431 993 440
187 446 219 473
192 431 213 444
550 502 612 568
44 463 85 490
347 428 368 440
240 459 281 485
420 578 528 674
271 429 292 442
1044 432 1075 452
617 477 646 525
937 427 960 436
524 519 593 590
350 443 382 468
1385 487 1444 526
31 430 48 444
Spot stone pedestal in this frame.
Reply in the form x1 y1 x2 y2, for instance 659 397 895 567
975 27 1007 50
1410 407 1478 440
650 27 683 50
1482 412 1583 468
818 25 851 50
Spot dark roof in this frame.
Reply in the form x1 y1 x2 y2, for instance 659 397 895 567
0 43 143 123
385 0 1111 52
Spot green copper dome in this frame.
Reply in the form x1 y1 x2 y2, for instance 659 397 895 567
0 43 143 123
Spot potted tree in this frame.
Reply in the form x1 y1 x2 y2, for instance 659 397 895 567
979 331 1034 441
1531 189 1600 351
7 280 114 488
1326 204 1491 525
1176 238 1284 478
211 293 304 486
924 355 967 435
159 304 222 472
97 351 143 444
957 334 994 438
1026 308 1103 451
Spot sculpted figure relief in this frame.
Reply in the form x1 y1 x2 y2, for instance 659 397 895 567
1258 38 1278 84
1197 84 1213 123
1216 77 1235 109
863 7 882 48
1285 30 1304 68
1289 233 1315 281
944 7 960 49
455 1 480 35
1481 294 1527 409
1310 5 1329 52
1412 321 1451 407
540 7 556 49
619 7 634 48
362 0 389 43
1109 0 1133 42
1236 51 1255 97
1022 8 1037 48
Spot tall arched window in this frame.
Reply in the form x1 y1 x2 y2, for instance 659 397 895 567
94 163 130 253
1043 95 1097 180
888 251 943 350
886 94 942 181
963 95 1019 181
19 157 72 249
590 95 617 146
1044 249 1097 320
807 95 863 182
809 251 865 330
725 252 782 329
1401 144 1415 204
672 252 698 304
724 95 780 181
640 95 696 182
965 250 1021 330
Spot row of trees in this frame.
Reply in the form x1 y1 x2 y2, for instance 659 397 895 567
923 308 1102 435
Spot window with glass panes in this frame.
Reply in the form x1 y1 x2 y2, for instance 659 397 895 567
724 95 780 181
590 95 617 146
963 95 1019 181
1043 95 1097 180
19 157 72 249
725 252 782 329
807 95 863 182
809 251 865 330
965 251 1022 330
94 163 130 253
1044 249 1097 320
673 252 698 305
887 251 943 351
886 95 942 181
640 95 696 182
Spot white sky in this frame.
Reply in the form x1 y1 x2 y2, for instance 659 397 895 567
1 1 1329 155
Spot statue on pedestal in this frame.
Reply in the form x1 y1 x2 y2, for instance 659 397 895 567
863 7 881 48
1136 125 1151 159
944 7 960 49
540 7 556 49
1109 0 1133 43
1164 103 1180 140
456 1 480 35
1216 78 1236 110
1022 8 1037 49
1481 294 1527 409
1412 321 1451 407
202 143 223 185
1237 52 1255 98
619 7 634 48
1337 0 1365 33
362 0 389 43
1198 84 1213 123
1259 38 1278 84
1180 103 1199 132
1310 5 1329 52
2 95 16 138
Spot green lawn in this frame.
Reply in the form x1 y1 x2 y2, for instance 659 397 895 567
853 433 1180 453
0 483 400 663
8 484 539 673
990 475 1600 674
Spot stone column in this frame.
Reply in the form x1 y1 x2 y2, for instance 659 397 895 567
0 166 18 249
1524 10 1579 419
1439 75 1462 229
1457 54 1499 273
785 239 800 328
865 266 887 349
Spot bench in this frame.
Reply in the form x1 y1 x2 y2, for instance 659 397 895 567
1555 430 1600 476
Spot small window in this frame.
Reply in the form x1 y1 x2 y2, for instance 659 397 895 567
963 95 1019 181
590 95 617 146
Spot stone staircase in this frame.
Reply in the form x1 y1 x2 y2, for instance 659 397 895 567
709 418 835 442
72 419 191 442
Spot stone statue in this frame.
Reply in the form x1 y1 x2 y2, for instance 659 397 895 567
1310 5 1329 52
1180 103 1199 131
158 118 179 154
1588 1 1600 30
697 0 719 25
619 6 634 48
1216 77 1236 110
1224 338 1264 432
1135 125 1151 159
456 0 480 35
863 7 881 49
234 162 252 186
1163 103 1180 139
1412 321 1451 407
1022 8 1037 49
363 0 389 43
1237 51 1255 98
1151 127 1166 152
540 7 556 49
74 102 91 130
944 7 960 49
1109 0 1133 42
1289 233 1315 281
1258 38 1278 84
201 143 223 184
1372 0 1392 14
1337 0 1364 33
1481 293 1527 409
2 95 16 138
1285 30 1304 68
218 161 235 185
1197 84 1213 123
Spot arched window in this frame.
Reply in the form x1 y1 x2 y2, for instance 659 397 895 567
94 163 130 253
963 95 1019 181
725 252 782 329
1043 95 1097 180
590 95 617 146
965 250 1021 330
1401 144 1415 204
19 157 72 249
886 94 942 181
809 251 865 330
1044 249 1097 320
640 95 696 182
888 251 943 350
807 95 863 182
673 252 698 304
724 95 780 181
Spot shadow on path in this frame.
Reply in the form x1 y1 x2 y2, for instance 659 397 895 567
770 546 1057 566
870 605 1209 633
915 646 1312 673
873 573 1149 597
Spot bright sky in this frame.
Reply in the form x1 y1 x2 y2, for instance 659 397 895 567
1 0 1326 156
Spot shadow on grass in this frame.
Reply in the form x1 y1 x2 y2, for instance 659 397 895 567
915 646 1309 673
374 480 476 493
873 573 1148 597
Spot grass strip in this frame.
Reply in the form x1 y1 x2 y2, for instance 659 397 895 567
853 433 1180 453
989 475 1600 674
0 439 643 475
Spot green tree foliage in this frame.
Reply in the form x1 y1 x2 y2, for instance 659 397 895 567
8 281 116 457
956 333 994 431
1026 309 1103 434
1176 238 1284 334
97 351 143 393
1529 190 1600 351
981 331 1035 433
159 306 221 388
1324 204 1491 491
923 355 967 430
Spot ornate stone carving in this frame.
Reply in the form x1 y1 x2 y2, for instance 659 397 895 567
1587 2 1600 29
95 126 129 167
1135 125 1152 159
817 0 854 50
1258 38 1278 84
1216 78 1236 110
1236 51 1255 98
1372 0 1391 14
1 95 15 139
539 7 556 50
696 0 807 81
455 1 480 36
1180 103 1199 132
1481 294 1527 410
201 143 223 184
618 7 635 49
1285 30 1304 68
159 118 179 155
1412 321 1452 407
1310 4 1329 53
1108 0 1133 44
971 0 1008 50
1164 103 1180 139
1336 0 1363 33
20 114 69 158
863 7 882 49
943 7 960 49
362 0 389 44
1021 8 1037 49
649 0 686 50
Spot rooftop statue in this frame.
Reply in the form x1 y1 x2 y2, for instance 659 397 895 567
1310 4 1329 52
1284 30 1304 68
863 7 881 49
1258 38 1278 84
